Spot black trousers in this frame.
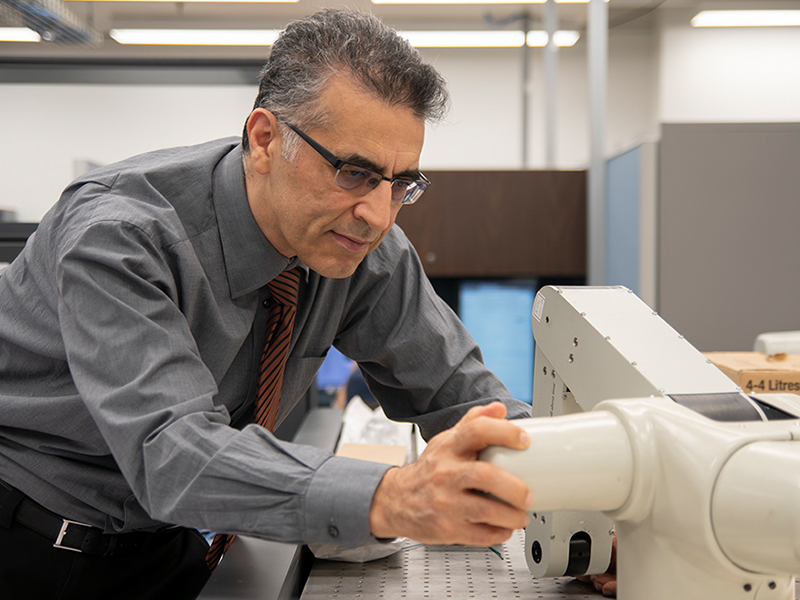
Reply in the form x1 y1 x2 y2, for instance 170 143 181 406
0 493 211 600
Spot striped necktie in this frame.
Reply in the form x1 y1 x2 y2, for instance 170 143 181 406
206 267 302 572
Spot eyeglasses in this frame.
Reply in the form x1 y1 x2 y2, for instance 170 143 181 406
280 121 430 205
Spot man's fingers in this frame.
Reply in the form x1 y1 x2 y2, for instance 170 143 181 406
576 573 618 598
416 520 517 548
600 580 617 597
453 414 530 456
451 523 517 548
462 489 531 531
460 461 532 511
459 401 507 425
369 401 534 546
591 573 618 597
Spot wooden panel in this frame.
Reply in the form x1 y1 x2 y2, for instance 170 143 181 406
395 170 586 278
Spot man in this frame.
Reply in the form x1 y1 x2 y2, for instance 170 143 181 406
0 9 534 600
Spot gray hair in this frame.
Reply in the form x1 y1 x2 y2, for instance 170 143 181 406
242 8 449 157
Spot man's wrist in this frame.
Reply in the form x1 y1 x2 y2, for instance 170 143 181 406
368 466 400 539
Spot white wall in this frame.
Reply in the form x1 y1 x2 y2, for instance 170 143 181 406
2 11 800 223
418 47 524 169
659 10 800 123
420 28 659 171
0 84 255 222
0 29 660 222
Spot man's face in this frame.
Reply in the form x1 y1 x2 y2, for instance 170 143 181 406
250 76 426 279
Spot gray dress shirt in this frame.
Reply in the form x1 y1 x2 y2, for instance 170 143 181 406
0 138 529 548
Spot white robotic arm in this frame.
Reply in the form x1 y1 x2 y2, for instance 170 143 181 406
481 286 800 600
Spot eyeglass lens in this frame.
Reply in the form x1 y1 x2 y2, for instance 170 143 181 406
335 164 426 205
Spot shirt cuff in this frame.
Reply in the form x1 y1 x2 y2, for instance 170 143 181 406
304 454 393 548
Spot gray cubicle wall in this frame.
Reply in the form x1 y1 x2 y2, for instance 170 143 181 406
605 142 658 308
658 123 800 352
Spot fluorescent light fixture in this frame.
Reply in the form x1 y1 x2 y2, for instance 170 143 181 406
110 28 579 48
110 28 280 45
70 0 295 2
375 0 605 4
691 10 800 27
0 27 41 42
402 30 579 48
553 30 580 47
401 30 525 47
526 30 580 47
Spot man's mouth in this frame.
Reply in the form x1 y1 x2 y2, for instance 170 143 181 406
331 231 373 253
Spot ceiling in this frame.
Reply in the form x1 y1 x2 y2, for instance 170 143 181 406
0 0 793 61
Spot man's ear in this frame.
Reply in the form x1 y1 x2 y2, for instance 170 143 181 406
246 109 280 175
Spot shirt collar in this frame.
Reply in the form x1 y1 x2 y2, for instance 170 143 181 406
212 142 308 299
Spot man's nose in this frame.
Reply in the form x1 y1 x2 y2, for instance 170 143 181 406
352 182 395 232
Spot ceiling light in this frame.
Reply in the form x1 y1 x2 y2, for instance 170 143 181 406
402 30 581 47
401 30 525 47
691 10 800 27
374 0 604 4
110 28 280 45
526 30 580 47
109 27 579 48
0 27 41 42
69 0 296 3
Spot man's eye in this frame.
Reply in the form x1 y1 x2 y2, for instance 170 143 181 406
339 166 371 183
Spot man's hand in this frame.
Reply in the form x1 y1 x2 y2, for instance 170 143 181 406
368 401 533 547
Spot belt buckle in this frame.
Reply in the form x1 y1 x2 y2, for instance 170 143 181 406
53 519 93 553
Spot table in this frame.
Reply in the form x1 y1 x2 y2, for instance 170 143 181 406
301 529 603 600
301 529 800 600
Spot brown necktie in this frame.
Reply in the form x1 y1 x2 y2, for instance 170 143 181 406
206 267 302 572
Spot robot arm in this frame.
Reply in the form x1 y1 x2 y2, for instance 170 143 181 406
483 410 633 513
481 286 800 600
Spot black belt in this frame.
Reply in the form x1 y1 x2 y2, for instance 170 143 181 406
1 480 167 557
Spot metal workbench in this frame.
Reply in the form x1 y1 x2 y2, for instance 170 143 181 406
301 529 604 600
301 528 800 600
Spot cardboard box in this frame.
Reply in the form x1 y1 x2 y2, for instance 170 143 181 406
705 352 800 395
335 443 408 467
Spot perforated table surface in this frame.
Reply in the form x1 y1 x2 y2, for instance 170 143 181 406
301 529 603 600
301 529 800 600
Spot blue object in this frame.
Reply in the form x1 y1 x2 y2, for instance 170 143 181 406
316 346 354 390
459 280 536 404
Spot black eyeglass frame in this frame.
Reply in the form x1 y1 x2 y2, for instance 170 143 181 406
279 120 430 206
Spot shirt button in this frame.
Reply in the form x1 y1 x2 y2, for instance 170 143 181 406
262 299 270 309
328 525 339 539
